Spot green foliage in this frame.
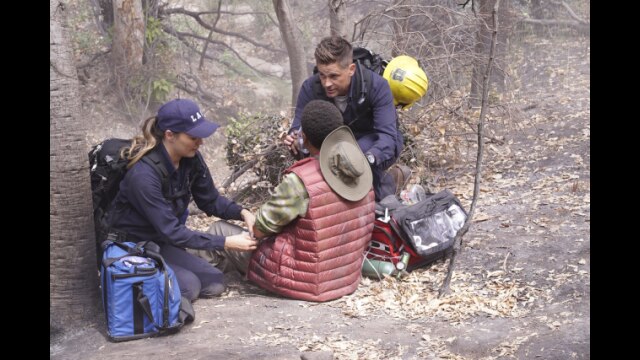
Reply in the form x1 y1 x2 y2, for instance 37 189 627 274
145 16 164 45
151 78 172 102
122 15 176 109
123 74 173 108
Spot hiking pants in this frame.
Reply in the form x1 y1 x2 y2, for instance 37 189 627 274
160 243 226 302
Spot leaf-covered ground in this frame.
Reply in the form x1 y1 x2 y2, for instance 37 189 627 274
51 34 589 359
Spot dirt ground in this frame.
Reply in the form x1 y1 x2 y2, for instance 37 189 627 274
50 36 590 359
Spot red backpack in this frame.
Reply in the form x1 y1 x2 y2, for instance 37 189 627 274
363 190 466 279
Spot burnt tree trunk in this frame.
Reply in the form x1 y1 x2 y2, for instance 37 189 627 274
111 0 145 90
50 0 100 335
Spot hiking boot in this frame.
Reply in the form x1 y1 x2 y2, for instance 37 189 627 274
387 164 412 195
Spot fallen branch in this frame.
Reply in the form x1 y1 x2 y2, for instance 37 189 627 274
519 18 589 31
230 178 261 202
222 144 278 189
502 251 512 272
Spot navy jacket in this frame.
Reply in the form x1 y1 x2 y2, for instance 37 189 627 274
290 64 401 165
108 144 243 250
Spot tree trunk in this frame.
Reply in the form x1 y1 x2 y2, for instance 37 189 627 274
328 0 347 39
50 0 100 334
111 0 145 89
491 0 511 91
89 0 113 35
273 0 308 108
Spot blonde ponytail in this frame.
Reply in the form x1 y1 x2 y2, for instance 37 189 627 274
122 116 164 169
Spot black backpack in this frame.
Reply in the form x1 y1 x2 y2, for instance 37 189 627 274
352 47 387 77
88 138 197 257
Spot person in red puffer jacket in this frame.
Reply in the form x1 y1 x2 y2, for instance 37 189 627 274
217 100 376 301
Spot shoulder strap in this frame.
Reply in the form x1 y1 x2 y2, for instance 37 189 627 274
142 149 199 221
353 61 372 107
347 62 373 128
141 150 171 200
311 73 328 101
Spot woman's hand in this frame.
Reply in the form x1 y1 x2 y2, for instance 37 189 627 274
240 209 256 238
224 232 258 251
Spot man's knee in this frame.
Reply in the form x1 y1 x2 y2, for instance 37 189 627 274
208 220 245 237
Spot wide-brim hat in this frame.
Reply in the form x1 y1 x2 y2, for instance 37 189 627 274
319 126 373 201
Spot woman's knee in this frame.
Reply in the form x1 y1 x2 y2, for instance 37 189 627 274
172 266 202 302
182 285 200 302
200 282 226 298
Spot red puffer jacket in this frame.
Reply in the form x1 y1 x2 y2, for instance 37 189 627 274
247 157 375 302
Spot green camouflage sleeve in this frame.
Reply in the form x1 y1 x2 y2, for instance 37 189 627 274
255 172 309 235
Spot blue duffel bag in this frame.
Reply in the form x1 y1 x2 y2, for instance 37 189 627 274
100 241 191 342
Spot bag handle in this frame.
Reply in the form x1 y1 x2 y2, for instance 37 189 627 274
103 240 183 330
133 283 155 324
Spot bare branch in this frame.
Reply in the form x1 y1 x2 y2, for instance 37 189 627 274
199 0 223 70
519 18 589 31
550 0 588 24
161 7 286 54
174 73 222 104
439 0 501 297
161 23 281 77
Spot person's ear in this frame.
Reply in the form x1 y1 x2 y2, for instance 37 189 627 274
348 63 356 76
302 132 318 153
164 130 175 141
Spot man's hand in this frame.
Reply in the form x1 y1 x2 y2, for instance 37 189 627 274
240 209 256 238
283 130 299 156
224 232 258 251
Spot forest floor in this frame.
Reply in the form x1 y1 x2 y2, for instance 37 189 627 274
51 34 590 359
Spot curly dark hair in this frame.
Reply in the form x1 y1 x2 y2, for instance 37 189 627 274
301 100 344 149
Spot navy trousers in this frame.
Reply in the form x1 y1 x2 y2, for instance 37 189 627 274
160 243 226 301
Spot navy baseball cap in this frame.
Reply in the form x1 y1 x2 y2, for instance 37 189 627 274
156 99 219 138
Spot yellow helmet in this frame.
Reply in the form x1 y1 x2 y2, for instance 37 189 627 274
383 55 428 110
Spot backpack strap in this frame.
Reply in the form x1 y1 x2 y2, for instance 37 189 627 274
141 151 171 200
142 150 185 218
142 149 201 218
348 61 373 127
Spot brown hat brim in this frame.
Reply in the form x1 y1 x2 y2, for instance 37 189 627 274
319 126 373 201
